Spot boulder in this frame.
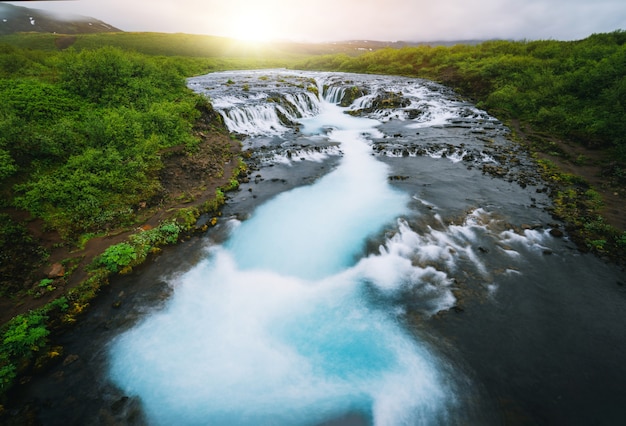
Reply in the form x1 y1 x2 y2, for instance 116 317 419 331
46 263 65 279
549 228 564 238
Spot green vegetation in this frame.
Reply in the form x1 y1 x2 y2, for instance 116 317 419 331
1 46 215 240
0 311 48 392
537 158 626 256
0 214 48 297
0 36 251 399
296 31 626 161
0 32 308 73
1 297 68 394
1 29 625 402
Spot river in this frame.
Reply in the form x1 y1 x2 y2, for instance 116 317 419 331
9 70 626 425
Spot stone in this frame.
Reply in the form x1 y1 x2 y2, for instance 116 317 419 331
549 228 564 238
47 263 65 279
63 354 79 366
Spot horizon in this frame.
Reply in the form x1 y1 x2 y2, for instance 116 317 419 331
3 0 626 44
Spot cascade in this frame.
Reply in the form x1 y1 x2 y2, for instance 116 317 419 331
108 71 462 425
10 70 623 426
104 70 626 426
322 85 346 104
222 104 291 135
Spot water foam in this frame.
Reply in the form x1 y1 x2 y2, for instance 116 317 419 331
109 247 452 425
108 88 457 424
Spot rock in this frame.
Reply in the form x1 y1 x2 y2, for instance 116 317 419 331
405 109 424 119
549 228 564 238
111 396 130 414
520 223 542 231
339 86 368 107
47 263 65 279
360 91 410 112
62 354 79 366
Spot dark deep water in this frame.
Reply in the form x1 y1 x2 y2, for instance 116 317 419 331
7 71 626 425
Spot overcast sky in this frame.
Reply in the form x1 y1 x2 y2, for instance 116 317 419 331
8 0 626 42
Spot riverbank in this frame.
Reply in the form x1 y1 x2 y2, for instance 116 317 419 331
5 127 624 424
2 69 620 420
0 143 345 425
506 119 626 266
0 103 243 407
0 107 241 323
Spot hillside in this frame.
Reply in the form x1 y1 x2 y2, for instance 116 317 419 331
0 3 121 35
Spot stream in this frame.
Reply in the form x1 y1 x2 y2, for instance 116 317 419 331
9 70 626 425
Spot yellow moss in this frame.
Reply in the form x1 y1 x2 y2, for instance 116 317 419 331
62 314 77 324
47 346 63 359
119 265 133 275
69 302 89 316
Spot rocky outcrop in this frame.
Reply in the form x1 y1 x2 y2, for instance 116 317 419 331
346 91 411 115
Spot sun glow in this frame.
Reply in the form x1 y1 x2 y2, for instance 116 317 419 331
231 14 277 42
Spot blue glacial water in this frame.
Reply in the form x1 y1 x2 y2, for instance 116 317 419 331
109 83 457 425
99 70 626 426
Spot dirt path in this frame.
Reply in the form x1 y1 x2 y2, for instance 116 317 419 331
510 120 625 232
0 127 240 326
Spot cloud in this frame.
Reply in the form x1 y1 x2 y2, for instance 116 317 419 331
10 0 626 41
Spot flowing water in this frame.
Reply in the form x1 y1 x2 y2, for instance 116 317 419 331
11 71 626 425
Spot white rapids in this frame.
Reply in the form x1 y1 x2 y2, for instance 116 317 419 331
108 70 555 425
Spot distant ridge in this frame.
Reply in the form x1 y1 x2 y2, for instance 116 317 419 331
0 3 121 35
327 39 489 50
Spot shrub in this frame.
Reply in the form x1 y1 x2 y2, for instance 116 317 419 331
2 312 49 358
0 148 17 180
129 221 182 259
97 242 137 273
0 311 50 393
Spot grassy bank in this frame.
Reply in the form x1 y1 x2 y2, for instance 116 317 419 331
2 29 625 404
0 41 248 402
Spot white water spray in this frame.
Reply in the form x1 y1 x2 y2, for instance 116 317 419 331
109 72 460 425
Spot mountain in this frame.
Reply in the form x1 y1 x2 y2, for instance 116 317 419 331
0 3 121 35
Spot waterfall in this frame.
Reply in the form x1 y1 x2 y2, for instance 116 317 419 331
323 85 346 104
214 86 323 136
222 104 291 135
108 71 464 425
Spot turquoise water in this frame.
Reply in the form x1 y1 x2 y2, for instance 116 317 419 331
13 70 622 425
108 98 455 425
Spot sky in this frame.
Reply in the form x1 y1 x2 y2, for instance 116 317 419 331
6 0 626 42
